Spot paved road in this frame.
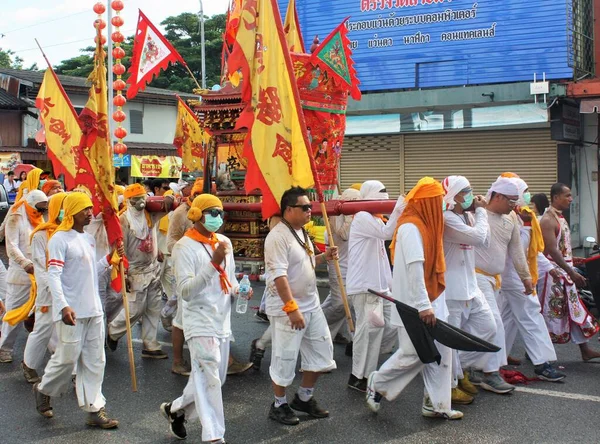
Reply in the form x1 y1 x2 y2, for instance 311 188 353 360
1 280 600 443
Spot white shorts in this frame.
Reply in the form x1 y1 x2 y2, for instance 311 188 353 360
269 308 336 387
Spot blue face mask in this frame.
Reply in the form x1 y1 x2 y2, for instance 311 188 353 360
523 192 531 206
461 192 474 210
442 201 447 211
38 179 46 189
203 214 223 233
57 209 65 223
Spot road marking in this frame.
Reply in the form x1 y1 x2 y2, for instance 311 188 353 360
515 386 600 403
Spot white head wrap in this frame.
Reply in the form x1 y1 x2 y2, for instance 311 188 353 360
487 177 519 201
341 187 361 201
512 177 529 206
442 176 470 210
25 189 48 208
360 180 388 200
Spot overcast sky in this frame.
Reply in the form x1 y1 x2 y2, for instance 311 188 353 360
0 0 230 69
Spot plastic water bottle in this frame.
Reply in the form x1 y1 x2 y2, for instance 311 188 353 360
236 275 251 314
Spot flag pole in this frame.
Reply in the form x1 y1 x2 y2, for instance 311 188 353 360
120 259 138 392
184 63 203 91
34 38 53 68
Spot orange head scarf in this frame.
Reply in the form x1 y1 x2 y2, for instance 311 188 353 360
500 172 519 178
41 180 61 196
390 177 446 302
187 178 205 205
30 192 67 242
124 183 147 199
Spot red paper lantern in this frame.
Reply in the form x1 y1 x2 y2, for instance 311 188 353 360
114 142 127 155
94 19 106 30
111 31 124 43
112 47 125 59
112 63 126 75
111 1 124 11
112 110 126 123
114 127 128 139
113 79 126 91
113 95 127 107
94 34 107 45
111 16 124 27
93 2 106 14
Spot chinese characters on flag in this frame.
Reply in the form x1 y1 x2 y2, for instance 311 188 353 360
173 97 207 172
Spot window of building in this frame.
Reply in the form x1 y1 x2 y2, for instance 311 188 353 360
130 110 144 134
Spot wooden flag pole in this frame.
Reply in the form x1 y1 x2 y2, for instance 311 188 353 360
184 63 203 90
119 259 138 392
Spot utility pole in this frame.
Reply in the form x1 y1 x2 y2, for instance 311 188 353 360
198 0 206 89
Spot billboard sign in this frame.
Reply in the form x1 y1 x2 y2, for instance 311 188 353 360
284 0 573 92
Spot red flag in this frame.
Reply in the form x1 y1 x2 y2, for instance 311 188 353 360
126 9 186 100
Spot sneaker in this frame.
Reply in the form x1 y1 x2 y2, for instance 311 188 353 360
33 383 53 418
268 402 300 426
249 338 265 371
86 408 119 429
0 349 12 363
422 404 463 420
534 363 566 382
468 368 484 386
227 358 252 375
106 336 118 352
255 311 269 323
365 372 383 413
142 349 168 359
160 402 187 440
451 387 474 405
345 342 353 357
347 373 367 393
22 361 41 384
458 372 478 395
480 372 515 394
289 394 329 418
171 360 191 376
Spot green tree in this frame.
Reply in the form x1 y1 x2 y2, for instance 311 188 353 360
0 48 24 69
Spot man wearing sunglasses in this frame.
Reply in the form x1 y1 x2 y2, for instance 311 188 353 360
264 186 338 426
0 190 48 364
466 177 533 395
152 179 170 197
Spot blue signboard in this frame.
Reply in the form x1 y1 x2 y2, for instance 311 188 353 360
113 154 131 167
280 0 573 92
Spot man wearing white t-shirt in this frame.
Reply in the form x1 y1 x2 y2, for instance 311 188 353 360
265 187 338 426
33 192 118 429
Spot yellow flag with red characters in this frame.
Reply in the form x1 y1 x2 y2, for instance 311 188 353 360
173 97 206 172
35 68 81 189
283 0 305 53
228 0 314 218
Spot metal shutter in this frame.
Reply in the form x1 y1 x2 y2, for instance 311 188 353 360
403 129 557 195
129 110 144 134
340 135 403 197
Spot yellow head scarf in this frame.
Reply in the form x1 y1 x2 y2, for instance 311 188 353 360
30 192 67 243
187 194 223 222
12 167 44 213
350 183 362 191
124 183 146 199
52 193 93 237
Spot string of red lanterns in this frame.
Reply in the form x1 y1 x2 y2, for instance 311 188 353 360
110 1 128 156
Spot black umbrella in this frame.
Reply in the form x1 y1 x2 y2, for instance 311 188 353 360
368 289 500 365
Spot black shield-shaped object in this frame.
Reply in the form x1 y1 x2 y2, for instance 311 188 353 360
368 290 500 364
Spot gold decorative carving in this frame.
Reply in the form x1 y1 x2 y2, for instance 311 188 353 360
231 238 264 259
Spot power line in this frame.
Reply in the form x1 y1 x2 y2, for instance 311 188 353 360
12 28 136 54
0 10 89 35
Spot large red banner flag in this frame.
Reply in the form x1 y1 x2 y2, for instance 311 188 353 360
228 0 315 219
126 9 186 100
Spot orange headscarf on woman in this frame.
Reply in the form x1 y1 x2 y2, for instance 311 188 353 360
390 177 446 302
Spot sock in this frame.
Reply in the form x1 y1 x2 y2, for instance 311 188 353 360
297 386 314 402
256 338 266 349
274 395 287 408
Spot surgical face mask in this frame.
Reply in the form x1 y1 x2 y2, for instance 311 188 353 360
442 201 447 211
57 209 65 223
460 192 474 210
202 214 224 233
523 191 531 206
38 179 47 189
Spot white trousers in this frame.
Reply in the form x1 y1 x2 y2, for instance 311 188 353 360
349 292 397 379
0 282 31 353
23 305 57 370
38 316 106 412
98 267 122 324
109 273 162 351
269 309 336 387
160 256 176 300
321 263 352 341
369 298 452 414
447 293 497 377
499 289 557 365
460 275 507 372
172 336 229 442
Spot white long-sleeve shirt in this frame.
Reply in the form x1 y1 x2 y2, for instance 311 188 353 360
443 208 490 301
501 225 555 291
172 234 238 340
47 230 109 322
475 210 530 280
346 197 406 295
31 231 51 306
5 207 35 285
